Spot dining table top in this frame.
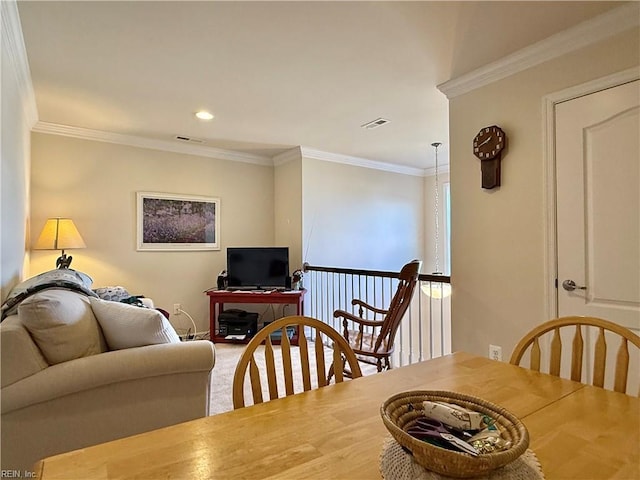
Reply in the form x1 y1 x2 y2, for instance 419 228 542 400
35 351 639 479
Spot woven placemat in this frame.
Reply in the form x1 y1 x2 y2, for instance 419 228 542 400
380 437 545 480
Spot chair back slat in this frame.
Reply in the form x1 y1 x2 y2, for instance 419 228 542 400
593 327 607 388
264 338 278 400
570 325 584 382
614 339 630 394
315 334 327 387
333 344 344 383
281 328 294 396
510 316 640 396
530 338 541 371
299 332 311 391
233 316 363 409
549 328 562 376
249 358 263 404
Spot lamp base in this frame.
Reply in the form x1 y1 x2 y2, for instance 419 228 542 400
56 251 73 269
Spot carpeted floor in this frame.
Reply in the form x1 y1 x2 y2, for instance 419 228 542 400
209 343 378 415
209 344 246 414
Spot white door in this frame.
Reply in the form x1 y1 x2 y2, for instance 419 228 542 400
555 79 639 332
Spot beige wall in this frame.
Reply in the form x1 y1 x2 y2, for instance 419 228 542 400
301 156 425 270
28 135 426 333
29 133 275 333
1 28 32 303
274 153 303 271
449 28 640 359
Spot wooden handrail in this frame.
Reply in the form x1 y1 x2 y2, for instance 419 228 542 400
303 263 450 284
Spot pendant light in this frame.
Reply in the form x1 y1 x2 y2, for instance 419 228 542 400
422 142 451 299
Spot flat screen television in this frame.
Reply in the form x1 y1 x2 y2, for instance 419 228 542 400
226 247 290 290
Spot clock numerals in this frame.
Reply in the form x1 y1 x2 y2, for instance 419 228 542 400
473 125 506 161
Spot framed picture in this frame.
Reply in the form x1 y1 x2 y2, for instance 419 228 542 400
137 192 220 251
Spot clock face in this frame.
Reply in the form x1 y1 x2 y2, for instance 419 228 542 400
473 126 505 160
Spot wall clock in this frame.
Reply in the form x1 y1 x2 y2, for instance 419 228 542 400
473 125 506 189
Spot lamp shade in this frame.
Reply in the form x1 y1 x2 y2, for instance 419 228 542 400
34 218 86 250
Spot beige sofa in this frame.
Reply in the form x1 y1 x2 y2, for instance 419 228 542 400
0 288 215 473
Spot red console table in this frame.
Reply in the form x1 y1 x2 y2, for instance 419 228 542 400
206 289 306 345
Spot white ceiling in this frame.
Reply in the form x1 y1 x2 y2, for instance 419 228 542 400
17 1 625 170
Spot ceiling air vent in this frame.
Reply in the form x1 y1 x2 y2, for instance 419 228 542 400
361 118 390 129
174 135 205 144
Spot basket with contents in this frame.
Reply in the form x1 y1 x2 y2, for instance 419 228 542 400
380 390 529 478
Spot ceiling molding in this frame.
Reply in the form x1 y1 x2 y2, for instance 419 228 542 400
33 122 433 176
1 0 38 127
273 147 302 166
423 164 450 177
438 3 640 99
300 147 426 177
32 122 274 166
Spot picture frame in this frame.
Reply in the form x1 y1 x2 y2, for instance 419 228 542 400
136 192 220 251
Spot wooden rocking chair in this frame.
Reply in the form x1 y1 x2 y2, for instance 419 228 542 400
333 259 421 373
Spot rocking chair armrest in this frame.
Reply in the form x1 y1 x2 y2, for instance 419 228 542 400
334 309 385 328
351 299 388 316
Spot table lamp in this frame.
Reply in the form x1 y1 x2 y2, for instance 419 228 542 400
34 218 86 269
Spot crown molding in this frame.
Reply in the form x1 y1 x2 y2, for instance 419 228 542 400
32 122 274 166
1 0 38 127
33 122 437 175
300 147 426 177
438 3 640 99
273 147 302 166
423 164 450 177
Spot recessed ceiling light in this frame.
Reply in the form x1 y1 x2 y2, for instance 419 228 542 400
195 111 214 121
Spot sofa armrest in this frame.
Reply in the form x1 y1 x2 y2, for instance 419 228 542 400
1 340 215 414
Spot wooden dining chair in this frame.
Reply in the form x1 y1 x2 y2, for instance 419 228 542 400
510 316 640 395
333 259 422 373
232 315 362 409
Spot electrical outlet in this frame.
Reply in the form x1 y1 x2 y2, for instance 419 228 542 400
489 344 502 362
173 303 182 315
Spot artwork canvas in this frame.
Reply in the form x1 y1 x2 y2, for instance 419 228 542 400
137 192 220 251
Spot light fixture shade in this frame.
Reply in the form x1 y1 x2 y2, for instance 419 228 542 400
421 282 452 299
34 218 86 250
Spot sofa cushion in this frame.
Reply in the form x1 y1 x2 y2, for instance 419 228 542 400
18 289 105 365
89 298 180 350
0 315 48 387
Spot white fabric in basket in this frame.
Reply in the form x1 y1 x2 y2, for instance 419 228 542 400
379 437 544 480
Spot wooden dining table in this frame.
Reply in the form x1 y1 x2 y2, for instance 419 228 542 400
35 351 639 479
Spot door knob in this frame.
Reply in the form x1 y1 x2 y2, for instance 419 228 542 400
562 279 587 292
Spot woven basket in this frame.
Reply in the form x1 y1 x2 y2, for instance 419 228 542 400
380 390 529 478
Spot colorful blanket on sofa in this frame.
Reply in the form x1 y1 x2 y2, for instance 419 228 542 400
0 269 98 320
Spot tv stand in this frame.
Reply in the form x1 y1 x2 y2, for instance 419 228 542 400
206 289 306 345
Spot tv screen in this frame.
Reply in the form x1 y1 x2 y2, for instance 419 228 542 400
226 247 289 289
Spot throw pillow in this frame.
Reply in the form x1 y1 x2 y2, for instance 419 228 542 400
18 289 104 365
89 297 180 349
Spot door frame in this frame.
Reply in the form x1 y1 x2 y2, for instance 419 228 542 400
542 67 640 321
